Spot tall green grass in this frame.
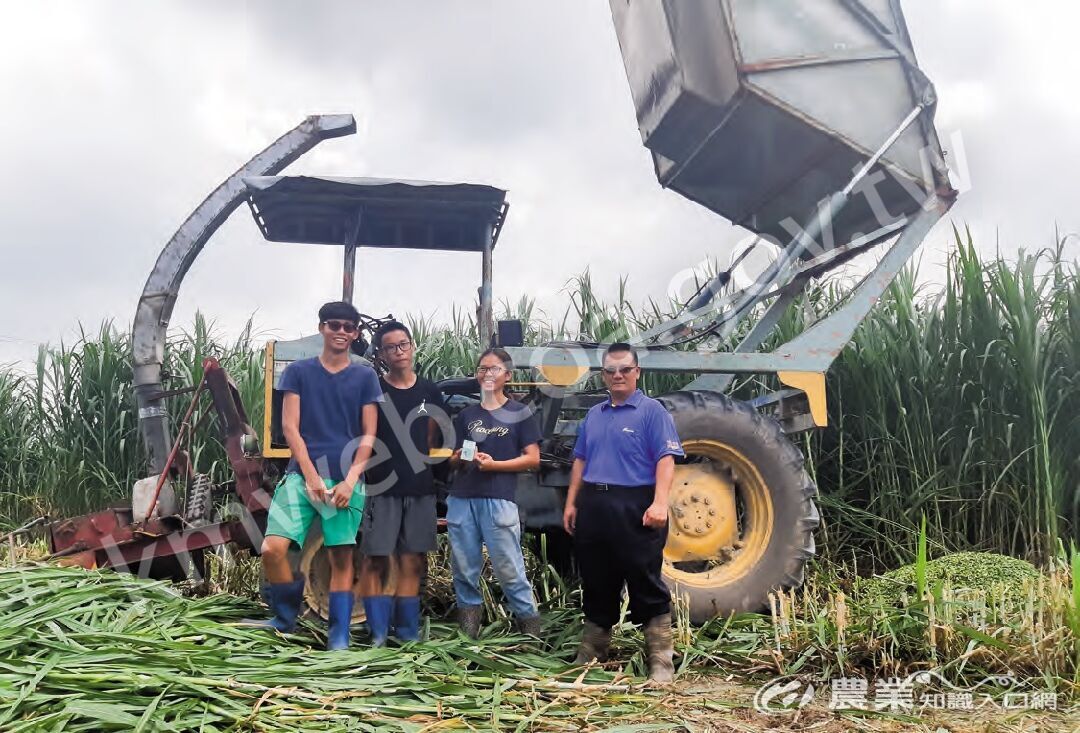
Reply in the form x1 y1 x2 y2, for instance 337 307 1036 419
0 234 1075 571
816 232 1079 565
0 315 263 524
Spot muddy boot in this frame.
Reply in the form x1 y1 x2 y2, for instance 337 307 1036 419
573 620 611 664
457 604 483 639
514 614 543 639
643 613 675 684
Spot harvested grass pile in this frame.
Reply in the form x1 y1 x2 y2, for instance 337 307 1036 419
0 565 683 732
860 551 1041 607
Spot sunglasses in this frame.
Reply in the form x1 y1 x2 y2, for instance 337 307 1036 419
602 365 638 376
322 320 359 334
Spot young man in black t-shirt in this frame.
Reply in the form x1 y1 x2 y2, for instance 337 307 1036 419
360 321 448 645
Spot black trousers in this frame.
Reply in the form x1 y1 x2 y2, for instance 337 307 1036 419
573 484 670 628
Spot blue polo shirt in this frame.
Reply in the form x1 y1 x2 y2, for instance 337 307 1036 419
573 389 684 486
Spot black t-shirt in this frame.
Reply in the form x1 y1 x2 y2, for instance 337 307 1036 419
365 376 448 497
449 399 541 502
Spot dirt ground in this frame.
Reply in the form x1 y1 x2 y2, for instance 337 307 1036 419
666 676 1078 733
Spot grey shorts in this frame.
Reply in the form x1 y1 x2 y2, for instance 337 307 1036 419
360 493 438 556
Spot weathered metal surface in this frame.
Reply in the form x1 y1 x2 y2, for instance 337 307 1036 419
508 344 814 374
684 281 806 392
97 520 258 573
202 358 271 514
49 357 272 572
133 115 356 475
242 176 507 252
509 192 949 380
609 0 949 253
778 193 950 359
51 514 260 574
479 222 495 347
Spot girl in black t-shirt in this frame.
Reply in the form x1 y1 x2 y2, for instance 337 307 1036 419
447 348 542 638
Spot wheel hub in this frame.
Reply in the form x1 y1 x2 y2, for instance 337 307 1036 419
666 463 737 561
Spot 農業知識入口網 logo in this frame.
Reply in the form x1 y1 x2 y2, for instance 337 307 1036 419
752 677 816 714
753 671 1058 715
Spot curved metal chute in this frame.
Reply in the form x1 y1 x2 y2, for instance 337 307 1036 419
133 114 356 475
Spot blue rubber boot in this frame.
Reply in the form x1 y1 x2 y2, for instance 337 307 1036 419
326 591 354 651
393 596 422 642
362 595 393 647
242 574 305 633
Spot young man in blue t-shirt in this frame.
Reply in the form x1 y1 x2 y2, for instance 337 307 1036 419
246 301 382 650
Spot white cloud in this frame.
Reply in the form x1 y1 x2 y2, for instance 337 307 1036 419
0 0 1077 367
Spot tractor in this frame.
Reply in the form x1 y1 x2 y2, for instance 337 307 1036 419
48 0 957 624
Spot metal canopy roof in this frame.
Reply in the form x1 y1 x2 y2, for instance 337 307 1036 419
243 175 508 252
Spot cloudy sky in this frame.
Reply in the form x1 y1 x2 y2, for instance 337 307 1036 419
1 0 1077 366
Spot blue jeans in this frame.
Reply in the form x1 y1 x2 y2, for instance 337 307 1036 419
446 496 538 618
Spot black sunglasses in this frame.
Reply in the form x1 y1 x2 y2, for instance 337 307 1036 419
322 320 359 333
602 365 638 376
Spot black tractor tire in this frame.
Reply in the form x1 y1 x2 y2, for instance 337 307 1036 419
657 390 819 622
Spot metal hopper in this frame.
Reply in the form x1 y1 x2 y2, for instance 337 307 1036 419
609 0 952 252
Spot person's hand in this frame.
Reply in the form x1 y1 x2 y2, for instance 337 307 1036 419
330 480 354 509
563 504 577 535
305 475 328 504
475 452 496 471
642 501 668 529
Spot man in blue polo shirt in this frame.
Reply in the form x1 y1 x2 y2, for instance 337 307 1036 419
563 342 683 683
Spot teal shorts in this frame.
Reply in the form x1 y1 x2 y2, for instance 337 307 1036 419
265 473 365 547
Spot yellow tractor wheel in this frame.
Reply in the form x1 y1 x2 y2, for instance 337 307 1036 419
658 390 819 622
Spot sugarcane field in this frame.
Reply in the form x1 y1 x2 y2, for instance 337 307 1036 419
2 1 1079 731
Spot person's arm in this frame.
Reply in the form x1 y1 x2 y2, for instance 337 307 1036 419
282 392 328 504
563 457 586 535
448 410 466 467
643 455 674 528
333 402 378 508
476 443 539 472
563 412 590 534
476 406 541 472
643 405 683 528
428 384 448 453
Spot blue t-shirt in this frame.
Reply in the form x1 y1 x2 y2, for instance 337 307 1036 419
450 400 541 502
573 389 684 486
278 357 384 482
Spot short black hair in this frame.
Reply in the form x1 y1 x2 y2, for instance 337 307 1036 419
374 320 411 349
318 301 360 324
603 342 638 366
